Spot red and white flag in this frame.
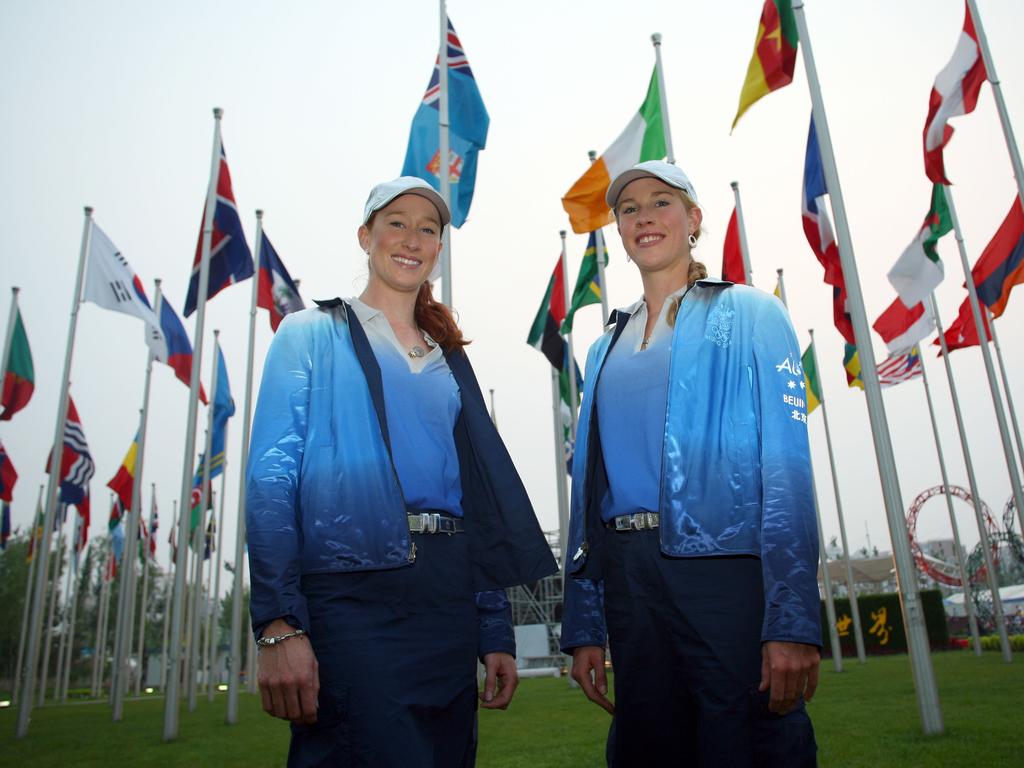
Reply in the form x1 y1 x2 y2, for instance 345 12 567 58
923 2 987 184
873 297 935 353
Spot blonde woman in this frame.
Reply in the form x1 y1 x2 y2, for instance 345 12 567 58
562 161 820 766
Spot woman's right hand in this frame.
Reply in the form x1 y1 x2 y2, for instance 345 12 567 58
571 645 615 715
257 619 320 724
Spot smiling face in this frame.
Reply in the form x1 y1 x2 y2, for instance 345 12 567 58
614 176 702 277
358 193 443 296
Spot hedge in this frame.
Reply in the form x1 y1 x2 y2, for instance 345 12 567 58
819 589 949 655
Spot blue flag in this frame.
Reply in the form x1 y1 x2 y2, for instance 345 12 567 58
209 345 235 480
185 143 254 316
401 19 489 228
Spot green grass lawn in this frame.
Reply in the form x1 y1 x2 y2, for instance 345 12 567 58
1 651 1021 766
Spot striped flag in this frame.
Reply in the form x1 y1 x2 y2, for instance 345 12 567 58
877 347 923 389
843 344 864 390
257 232 304 332
562 232 607 334
45 396 94 505
873 297 935 353
924 2 987 184
107 430 139 510
562 68 666 234
1 306 34 421
732 0 798 130
971 196 1024 319
800 345 821 415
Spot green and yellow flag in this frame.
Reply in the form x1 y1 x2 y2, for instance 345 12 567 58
732 0 799 130
801 345 821 414
843 344 864 391
561 232 608 334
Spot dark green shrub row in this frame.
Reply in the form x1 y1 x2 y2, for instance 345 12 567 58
819 589 948 655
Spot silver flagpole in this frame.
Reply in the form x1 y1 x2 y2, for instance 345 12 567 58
52 524 73 701
730 181 753 284
651 33 675 163
551 368 570 568
945 186 1024 564
201 499 214 697
560 231 579 441
438 0 453 307
1 286 20 391
966 0 1024 206
91 541 111 698
987 313 1024 482
114 285 158 719
184 508 200 706
918 348 982 655
776 268 789 308
160 500 177 692
164 107 222 741
793 1 943 733
810 460 842 673
227 210 262 723
190 330 220 710
39 516 66 706
488 389 497 428
17 205 93 737
13 484 43 709
134 506 151 698
929 293 1013 662
208 451 228 701
246 631 257 694
809 331 867 664
588 150 611 325
59 517 83 701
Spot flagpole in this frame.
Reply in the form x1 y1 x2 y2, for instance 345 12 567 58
97 547 114 697
39 515 67 706
90 546 107 698
810 461 842 672
227 210 262 724
438 0 453 307
551 369 570 570
245 630 257 694
208 449 228 702
944 186 1024 554
16 205 93 737
730 181 753 284
113 278 159 719
987 313 1024 479
559 231 579 441
161 500 176 692
164 107 222 741
59 517 83 701
1 286 19 384
918 347 982 655
650 33 675 163
201 501 214 697
185 507 201 707
966 0 1024 206
809 330 867 664
793 2 943 733
929 292 1014 663
588 151 611 324
776 268 789 307
134 513 151 698
53 524 74 700
189 330 220 710
13 484 43 709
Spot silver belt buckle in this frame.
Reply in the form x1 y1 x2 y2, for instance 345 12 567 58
422 513 438 534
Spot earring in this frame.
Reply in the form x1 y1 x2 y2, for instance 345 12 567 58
688 233 698 248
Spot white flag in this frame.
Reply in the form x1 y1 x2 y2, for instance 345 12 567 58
82 223 164 348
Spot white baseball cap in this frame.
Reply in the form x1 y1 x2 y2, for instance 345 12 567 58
362 176 451 229
605 160 699 210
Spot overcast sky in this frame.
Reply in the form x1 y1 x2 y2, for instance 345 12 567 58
1 1 1022 591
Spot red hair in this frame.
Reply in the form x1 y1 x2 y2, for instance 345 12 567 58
415 281 470 352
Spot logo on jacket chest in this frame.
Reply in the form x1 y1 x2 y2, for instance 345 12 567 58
775 355 803 376
704 306 735 348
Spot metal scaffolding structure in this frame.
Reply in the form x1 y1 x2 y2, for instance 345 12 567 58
507 530 565 665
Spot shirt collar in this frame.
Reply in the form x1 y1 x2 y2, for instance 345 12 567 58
345 296 439 348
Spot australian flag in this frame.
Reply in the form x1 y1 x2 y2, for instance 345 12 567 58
184 143 253 316
257 232 304 332
45 396 95 506
401 19 489 228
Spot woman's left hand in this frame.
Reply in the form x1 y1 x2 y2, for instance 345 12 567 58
759 640 820 715
480 652 518 710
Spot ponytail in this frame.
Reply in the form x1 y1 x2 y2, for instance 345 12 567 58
415 282 470 352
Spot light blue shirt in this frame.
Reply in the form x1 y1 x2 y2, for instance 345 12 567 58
595 291 679 522
350 298 464 516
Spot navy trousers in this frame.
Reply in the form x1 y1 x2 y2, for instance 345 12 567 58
602 528 817 767
287 530 479 768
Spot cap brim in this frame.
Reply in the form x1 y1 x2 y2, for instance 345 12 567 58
606 169 660 209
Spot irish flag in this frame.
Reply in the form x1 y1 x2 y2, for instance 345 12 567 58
732 0 798 130
887 184 952 307
561 68 666 234
923 2 987 184
1 306 34 421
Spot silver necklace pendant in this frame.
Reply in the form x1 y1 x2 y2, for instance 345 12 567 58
408 345 427 359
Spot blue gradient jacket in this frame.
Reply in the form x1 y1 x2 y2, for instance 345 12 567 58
560 281 821 652
247 300 557 657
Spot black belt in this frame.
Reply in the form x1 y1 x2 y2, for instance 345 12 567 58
408 513 464 534
607 512 660 531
